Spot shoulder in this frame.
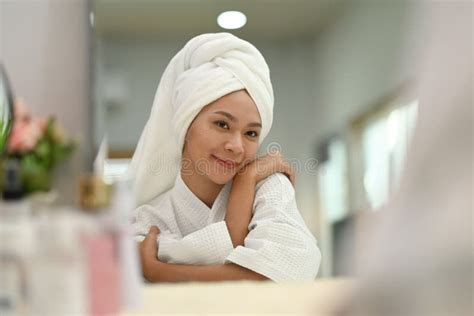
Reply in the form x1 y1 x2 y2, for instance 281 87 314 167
256 172 294 193
131 189 175 230
134 189 172 212
254 172 295 203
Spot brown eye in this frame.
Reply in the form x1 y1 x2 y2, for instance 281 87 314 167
247 131 259 138
215 120 229 129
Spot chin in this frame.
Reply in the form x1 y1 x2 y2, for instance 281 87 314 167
207 172 235 185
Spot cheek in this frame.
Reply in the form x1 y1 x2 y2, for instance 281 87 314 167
199 127 217 149
188 126 216 155
244 145 258 161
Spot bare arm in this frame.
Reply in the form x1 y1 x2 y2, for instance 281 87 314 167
145 260 268 282
224 174 256 248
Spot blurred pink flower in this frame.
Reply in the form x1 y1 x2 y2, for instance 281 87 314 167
7 98 47 154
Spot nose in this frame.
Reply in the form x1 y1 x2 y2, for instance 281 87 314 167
224 133 244 156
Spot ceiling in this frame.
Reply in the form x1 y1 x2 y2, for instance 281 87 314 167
93 0 344 41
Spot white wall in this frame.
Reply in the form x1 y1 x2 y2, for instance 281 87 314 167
1 0 91 204
311 1 417 140
309 0 418 276
94 38 185 149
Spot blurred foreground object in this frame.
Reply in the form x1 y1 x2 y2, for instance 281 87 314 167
121 278 353 315
338 2 472 316
77 173 109 210
76 136 110 210
0 176 143 315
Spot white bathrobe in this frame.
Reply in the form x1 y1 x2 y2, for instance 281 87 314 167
131 172 321 283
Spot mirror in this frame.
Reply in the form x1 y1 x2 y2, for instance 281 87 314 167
91 0 418 279
0 63 14 154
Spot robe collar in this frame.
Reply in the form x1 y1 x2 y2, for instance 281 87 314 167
172 172 233 224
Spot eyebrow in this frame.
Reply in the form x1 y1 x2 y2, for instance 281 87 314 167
213 111 262 128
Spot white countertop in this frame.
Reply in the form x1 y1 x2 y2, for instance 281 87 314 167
122 278 354 315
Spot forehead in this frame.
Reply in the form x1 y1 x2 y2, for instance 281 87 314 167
201 90 262 123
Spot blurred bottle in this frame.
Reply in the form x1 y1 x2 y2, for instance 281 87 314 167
0 201 32 316
79 176 143 315
28 212 89 315
109 177 143 311
2 158 25 200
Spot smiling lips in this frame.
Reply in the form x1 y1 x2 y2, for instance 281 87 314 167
212 155 238 168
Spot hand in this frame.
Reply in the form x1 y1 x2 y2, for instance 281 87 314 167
236 150 295 187
139 226 161 281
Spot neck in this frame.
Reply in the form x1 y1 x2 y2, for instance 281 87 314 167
180 169 224 209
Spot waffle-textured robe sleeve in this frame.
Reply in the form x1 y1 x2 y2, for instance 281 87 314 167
225 173 321 282
131 204 234 265
157 222 234 265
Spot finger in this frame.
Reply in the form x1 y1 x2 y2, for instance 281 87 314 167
139 226 160 279
282 163 296 187
149 226 160 235
290 171 296 187
243 157 257 167
142 226 160 251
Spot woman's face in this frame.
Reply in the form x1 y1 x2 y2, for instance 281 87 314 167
182 89 262 184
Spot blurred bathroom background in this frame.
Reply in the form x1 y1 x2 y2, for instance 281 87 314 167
0 0 471 315
1 0 425 279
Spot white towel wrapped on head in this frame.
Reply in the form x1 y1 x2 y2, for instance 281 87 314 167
128 33 274 206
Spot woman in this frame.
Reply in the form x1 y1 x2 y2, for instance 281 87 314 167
129 33 321 283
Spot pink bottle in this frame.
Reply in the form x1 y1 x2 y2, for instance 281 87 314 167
82 232 120 316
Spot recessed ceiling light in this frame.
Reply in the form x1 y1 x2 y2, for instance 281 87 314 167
217 11 247 30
